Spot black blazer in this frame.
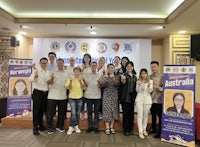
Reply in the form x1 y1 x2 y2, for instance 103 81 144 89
119 73 137 103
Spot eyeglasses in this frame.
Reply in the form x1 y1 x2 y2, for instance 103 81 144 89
174 99 184 102
40 62 47 64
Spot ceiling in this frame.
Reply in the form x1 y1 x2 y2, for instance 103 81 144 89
0 0 200 39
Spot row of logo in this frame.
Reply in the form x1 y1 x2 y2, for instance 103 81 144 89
165 67 195 73
9 59 32 65
50 41 133 53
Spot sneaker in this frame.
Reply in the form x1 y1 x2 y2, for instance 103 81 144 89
47 129 54 135
105 128 110 135
139 133 145 139
110 128 115 134
143 131 148 136
74 125 81 133
56 127 65 132
67 126 74 135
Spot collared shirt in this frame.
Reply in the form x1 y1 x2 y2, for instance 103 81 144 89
29 68 50 91
48 70 69 100
97 65 107 76
66 65 75 78
47 62 57 71
84 72 101 99
149 73 163 104
65 77 85 99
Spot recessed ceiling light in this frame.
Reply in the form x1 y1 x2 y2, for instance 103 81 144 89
90 31 97 35
20 25 29 29
19 31 27 35
178 30 186 34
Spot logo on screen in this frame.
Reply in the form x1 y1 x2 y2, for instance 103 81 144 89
96 42 107 53
123 43 132 53
112 43 120 53
65 42 76 53
50 41 61 52
81 42 91 53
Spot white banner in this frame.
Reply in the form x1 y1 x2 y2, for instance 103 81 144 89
33 38 151 73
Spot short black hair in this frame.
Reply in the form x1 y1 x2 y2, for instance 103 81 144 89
57 58 64 63
150 61 159 66
91 61 97 65
40 57 48 62
48 52 56 57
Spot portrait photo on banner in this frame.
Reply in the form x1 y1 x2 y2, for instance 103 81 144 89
164 89 193 118
9 77 31 97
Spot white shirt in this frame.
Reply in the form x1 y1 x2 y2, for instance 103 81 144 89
80 64 91 75
84 72 101 99
47 62 57 72
66 65 75 78
47 70 69 100
135 80 153 104
97 65 107 76
29 68 50 91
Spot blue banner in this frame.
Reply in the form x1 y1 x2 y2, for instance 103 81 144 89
7 58 32 116
161 65 195 147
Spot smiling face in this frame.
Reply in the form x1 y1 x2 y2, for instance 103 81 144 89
98 57 105 66
83 55 91 64
174 95 184 110
40 59 48 70
121 58 128 66
150 63 159 74
114 57 120 66
140 70 148 80
57 59 64 70
48 54 56 64
69 57 75 67
107 64 115 74
14 81 26 96
91 62 97 72
126 63 133 73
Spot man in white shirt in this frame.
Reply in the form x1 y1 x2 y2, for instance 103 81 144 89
47 52 57 71
29 57 50 135
66 57 76 77
46 58 69 134
84 62 101 133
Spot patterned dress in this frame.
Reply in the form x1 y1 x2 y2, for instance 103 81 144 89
100 76 119 121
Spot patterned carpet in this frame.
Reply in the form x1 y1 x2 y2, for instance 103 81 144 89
0 127 199 147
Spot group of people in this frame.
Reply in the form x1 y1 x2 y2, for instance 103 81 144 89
29 52 163 139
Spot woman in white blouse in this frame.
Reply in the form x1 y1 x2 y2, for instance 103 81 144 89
135 68 153 139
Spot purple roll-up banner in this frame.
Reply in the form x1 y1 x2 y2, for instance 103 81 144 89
161 65 196 147
7 58 32 117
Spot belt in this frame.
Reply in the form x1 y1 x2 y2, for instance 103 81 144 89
34 89 48 93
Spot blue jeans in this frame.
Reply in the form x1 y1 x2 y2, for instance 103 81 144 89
86 98 101 128
68 98 83 127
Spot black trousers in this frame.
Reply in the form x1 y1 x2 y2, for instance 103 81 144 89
47 99 67 129
151 103 162 135
121 101 135 132
32 89 48 128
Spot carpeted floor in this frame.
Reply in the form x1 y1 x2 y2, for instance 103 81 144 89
0 127 199 147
